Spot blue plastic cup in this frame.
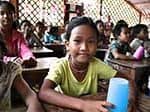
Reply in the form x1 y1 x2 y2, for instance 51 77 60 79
106 78 129 112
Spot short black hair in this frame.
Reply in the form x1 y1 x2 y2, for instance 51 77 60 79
35 21 45 27
20 20 31 26
0 34 7 56
0 1 15 13
95 20 104 26
116 20 128 26
113 23 128 38
19 20 31 29
132 24 148 38
66 16 99 41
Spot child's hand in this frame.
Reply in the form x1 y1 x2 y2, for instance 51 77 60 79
27 98 44 112
22 57 37 68
81 100 113 112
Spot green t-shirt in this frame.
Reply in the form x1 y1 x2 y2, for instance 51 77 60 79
45 57 117 97
104 40 131 63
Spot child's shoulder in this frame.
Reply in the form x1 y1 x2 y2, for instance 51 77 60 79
110 40 119 45
110 40 120 48
53 57 69 66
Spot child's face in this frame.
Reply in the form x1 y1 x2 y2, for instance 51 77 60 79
66 25 98 64
0 6 13 29
138 29 148 40
97 23 104 34
119 27 130 43
21 22 32 34
36 25 45 35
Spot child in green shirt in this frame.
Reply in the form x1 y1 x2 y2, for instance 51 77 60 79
39 16 136 112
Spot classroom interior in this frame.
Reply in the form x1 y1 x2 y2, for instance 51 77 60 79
1 0 150 112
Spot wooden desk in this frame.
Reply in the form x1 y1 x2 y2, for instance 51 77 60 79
11 57 59 107
105 59 150 111
43 92 107 112
44 43 66 58
95 48 108 61
107 59 150 90
31 47 54 58
23 57 59 87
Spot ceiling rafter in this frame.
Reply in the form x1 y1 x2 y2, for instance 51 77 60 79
125 0 150 17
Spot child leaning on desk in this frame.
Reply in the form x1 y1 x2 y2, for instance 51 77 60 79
104 22 136 63
0 34 44 112
130 24 150 58
39 16 136 112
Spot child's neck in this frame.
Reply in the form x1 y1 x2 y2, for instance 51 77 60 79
69 57 88 82
69 56 88 71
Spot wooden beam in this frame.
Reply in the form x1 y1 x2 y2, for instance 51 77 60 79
125 0 142 15
131 1 150 5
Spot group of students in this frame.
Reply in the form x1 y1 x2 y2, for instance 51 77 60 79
1 1 149 112
19 20 45 48
19 18 62 49
104 20 149 63
95 18 149 62
0 1 44 112
95 19 114 49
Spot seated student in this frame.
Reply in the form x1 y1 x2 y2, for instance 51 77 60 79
20 20 43 48
109 20 128 42
0 1 37 68
39 16 136 112
43 26 61 44
104 22 135 63
32 21 45 47
61 21 69 43
95 20 105 48
103 22 114 48
130 24 149 58
0 34 44 112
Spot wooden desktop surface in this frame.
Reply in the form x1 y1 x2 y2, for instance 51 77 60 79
107 58 150 69
31 47 54 58
44 43 66 57
107 58 150 92
31 47 53 53
95 48 108 60
43 92 107 112
22 57 59 87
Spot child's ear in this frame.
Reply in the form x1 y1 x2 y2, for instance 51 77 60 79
65 41 69 51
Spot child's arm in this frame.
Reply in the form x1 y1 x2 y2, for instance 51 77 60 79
112 49 135 60
13 75 44 112
39 79 113 112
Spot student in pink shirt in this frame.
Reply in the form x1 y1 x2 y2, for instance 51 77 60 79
0 1 37 67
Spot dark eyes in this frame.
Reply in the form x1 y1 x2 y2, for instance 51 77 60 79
0 11 5 15
73 40 81 43
73 39 97 43
88 39 97 43
123 31 129 35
